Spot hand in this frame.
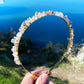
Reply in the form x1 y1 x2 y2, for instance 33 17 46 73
21 70 54 84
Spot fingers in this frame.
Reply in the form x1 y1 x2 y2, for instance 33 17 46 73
35 73 54 84
21 70 54 84
32 70 48 77
35 73 48 84
21 73 35 84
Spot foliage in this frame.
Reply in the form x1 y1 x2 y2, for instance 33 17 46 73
0 56 27 84
42 41 66 62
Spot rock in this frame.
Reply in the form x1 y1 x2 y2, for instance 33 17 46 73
72 44 84 64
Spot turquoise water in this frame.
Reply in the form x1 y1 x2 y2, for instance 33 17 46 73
0 7 84 45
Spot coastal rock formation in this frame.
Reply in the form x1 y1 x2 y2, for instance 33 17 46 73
72 44 84 64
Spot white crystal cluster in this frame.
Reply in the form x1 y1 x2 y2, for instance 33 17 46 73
11 37 21 65
11 10 74 65
66 29 74 57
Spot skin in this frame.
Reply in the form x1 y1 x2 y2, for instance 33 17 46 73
21 70 54 84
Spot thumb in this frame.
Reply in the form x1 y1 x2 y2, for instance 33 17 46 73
36 74 48 84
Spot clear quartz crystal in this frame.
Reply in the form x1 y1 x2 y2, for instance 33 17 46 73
14 57 18 61
68 47 71 51
32 16 36 22
71 29 74 37
14 58 20 65
21 22 26 27
67 50 71 54
19 28 25 33
59 12 64 18
16 61 21 65
64 17 70 23
42 11 46 16
71 41 73 46
29 17 33 23
11 46 17 52
25 20 30 26
13 52 18 57
55 12 59 16
70 24 72 28
16 32 22 37
11 38 15 43
35 15 38 20
20 26 25 29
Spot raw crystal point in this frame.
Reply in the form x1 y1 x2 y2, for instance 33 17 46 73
25 20 30 26
11 36 17 43
64 15 71 24
34 15 38 20
11 36 19 44
15 44 18 47
16 32 22 37
55 12 59 16
14 37 19 43
11 38 15 43
14 57 18 61
27 18 31 23
16 61 21 65
42 11 46 16
32 16 36 22
59 12 64 18
12 52 18 57
20 26 24 29
71 29 74 33
38 12 41 15
71 29 74 37
48 10 53 15
71 41 73 46
42 11 46 14
11 46 17 52
66 47 72 54
42 11 45 14
64 17 70 23
69 21 72 27
70 24 72 28
38 12 42 18
21 22 26 27
67 50 71 54
19 28 24 33
68 47 71 52
14 57 20 65
28 17 33 23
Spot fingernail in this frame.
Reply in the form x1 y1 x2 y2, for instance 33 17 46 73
42 74 48 83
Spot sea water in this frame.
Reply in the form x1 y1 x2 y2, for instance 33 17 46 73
0 7 84 46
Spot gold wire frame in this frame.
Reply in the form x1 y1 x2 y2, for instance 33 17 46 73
11 10 74 72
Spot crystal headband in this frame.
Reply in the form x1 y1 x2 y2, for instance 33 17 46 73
11 10 74 72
